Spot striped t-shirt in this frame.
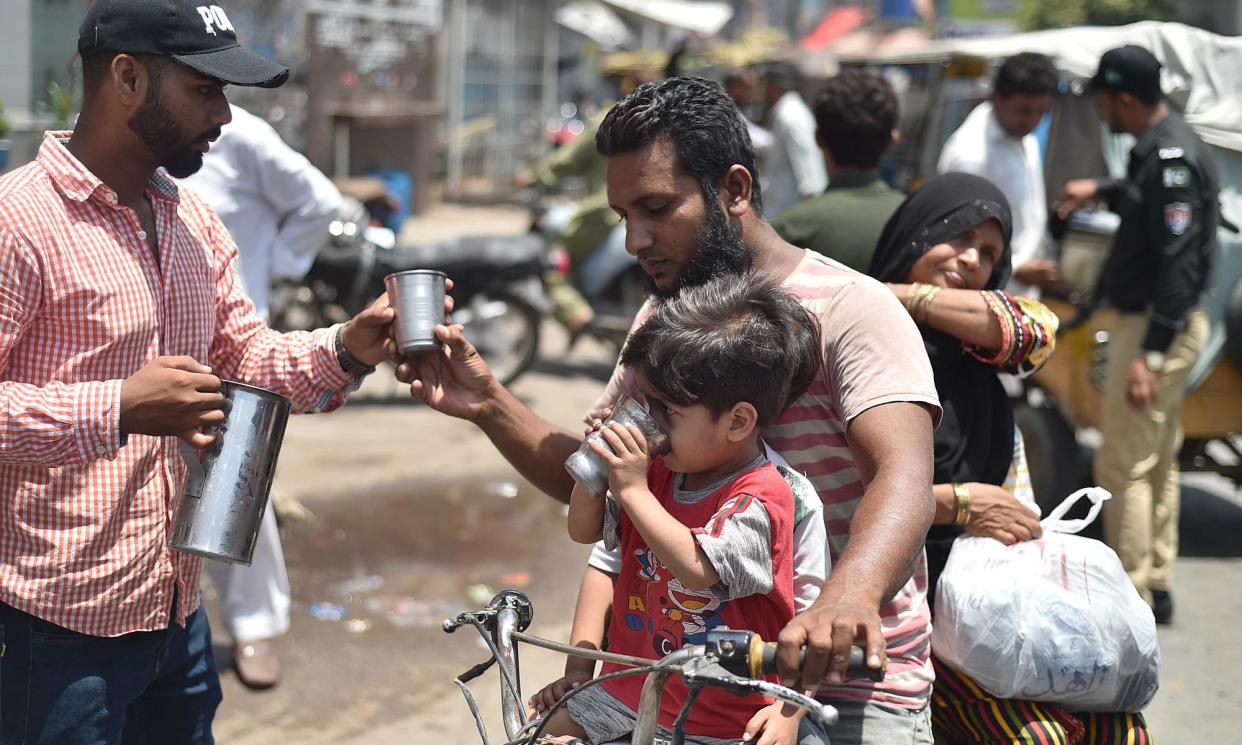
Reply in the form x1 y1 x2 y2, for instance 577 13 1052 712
590 250 942 709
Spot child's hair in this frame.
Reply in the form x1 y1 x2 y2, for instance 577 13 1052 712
620 270 822 426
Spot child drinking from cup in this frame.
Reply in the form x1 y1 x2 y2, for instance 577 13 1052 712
543 271 825 745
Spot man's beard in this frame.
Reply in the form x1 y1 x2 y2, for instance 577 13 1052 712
127 91 218 178
655 192 752 298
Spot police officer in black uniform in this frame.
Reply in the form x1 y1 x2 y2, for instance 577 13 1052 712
1059 45 1218 624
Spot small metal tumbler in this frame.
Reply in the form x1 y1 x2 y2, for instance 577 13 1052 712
386 269 447 356
171 382 292 565
565 395 671 499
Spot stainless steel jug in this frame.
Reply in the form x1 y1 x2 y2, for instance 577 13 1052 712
170 381 292 565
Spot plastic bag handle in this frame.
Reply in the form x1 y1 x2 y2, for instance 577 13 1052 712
1040 486 1112 534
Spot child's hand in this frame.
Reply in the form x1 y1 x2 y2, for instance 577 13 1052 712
583 415 607 437
527 670 593 716
589 421 650 499
586 412 616 437
742 702 804 745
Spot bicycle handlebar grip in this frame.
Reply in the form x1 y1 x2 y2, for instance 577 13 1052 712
760 643 886 682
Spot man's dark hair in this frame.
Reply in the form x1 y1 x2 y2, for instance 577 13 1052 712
620 270 821 426
813 69 898 169
596 76 762 213
994 52 1058 98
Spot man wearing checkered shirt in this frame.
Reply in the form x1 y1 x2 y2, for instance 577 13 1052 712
0 1 396 742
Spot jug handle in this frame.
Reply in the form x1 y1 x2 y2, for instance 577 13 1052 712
179 439 207 494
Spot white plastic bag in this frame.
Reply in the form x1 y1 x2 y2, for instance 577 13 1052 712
931 487 1160 712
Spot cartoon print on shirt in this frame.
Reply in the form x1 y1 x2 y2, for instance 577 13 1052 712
625 546 729 650
634 547 661 582
661 578 726 642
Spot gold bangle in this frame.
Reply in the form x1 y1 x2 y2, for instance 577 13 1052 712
905 283 941 324
903 283 928 314
952 482 972 527
915 284 941 324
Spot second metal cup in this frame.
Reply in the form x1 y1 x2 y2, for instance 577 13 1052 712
385 269 447 356
565 395 671 499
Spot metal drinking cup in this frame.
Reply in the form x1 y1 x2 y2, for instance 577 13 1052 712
170 381 292 565
386 269 447 356
564 395 671 499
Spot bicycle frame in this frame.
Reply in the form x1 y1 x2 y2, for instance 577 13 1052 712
444 590 841 745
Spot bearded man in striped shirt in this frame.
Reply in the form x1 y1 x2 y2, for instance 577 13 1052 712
0 1 397 742
398 76 943 744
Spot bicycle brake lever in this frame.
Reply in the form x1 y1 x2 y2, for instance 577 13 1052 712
443 590 534 634
678 659 839 729
678 658 755 697
748 679 839 730
443 609 496 633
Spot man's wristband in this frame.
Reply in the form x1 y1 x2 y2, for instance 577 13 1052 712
335 324 377 377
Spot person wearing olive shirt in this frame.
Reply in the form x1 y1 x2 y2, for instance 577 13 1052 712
1060 45 1218 625
772 69 905 272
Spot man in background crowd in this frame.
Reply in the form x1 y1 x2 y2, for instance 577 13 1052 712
939 52 1061 297
724 67 774 155
773 69 905 272
761 64 827 218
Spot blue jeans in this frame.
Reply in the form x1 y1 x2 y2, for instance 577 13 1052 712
0 596 222 745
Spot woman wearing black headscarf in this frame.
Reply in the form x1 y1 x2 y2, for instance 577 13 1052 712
869 173 1150 745
870 172 1053 585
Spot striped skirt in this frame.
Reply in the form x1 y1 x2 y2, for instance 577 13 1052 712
930 656 1152 745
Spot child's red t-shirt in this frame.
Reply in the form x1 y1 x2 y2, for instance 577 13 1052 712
599 458 796 739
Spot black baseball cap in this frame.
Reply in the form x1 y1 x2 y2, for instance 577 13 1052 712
78 0 289 88
1088 45 1162 100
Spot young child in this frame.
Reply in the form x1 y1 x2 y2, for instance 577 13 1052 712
543 272 824 745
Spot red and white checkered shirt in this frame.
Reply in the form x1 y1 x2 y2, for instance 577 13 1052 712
0 132 357 636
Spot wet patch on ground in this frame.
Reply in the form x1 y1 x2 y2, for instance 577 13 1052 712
209 475 588 742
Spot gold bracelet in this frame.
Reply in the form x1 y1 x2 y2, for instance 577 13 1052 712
915 283 942 324
903 283 927 315
952 482 972 527
902 283 920 314
905 283 942 324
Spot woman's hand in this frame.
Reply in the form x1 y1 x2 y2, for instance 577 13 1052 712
589 422 650 500
963 482 1042 544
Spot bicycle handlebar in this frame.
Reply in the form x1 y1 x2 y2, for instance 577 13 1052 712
702 627 886 682
444 591 884 745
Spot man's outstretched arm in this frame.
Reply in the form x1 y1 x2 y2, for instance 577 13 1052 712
395 323 580 502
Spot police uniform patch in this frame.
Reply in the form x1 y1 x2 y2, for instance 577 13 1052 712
1163 166 1190 188
1165 202 1191 236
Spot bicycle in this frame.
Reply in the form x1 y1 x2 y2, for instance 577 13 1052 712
443 589 884 745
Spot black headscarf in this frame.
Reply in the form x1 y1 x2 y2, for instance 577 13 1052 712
868 172 1015 489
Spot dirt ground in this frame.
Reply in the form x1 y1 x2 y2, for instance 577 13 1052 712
209 204 1242 743
209 316 617 744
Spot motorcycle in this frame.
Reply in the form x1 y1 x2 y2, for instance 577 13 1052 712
535 197 651 351
271 197 550 387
